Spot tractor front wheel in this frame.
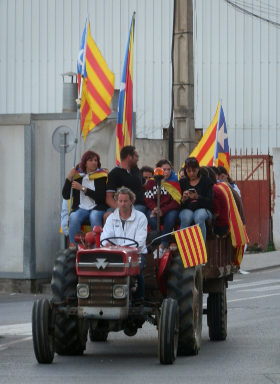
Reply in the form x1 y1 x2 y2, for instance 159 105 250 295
158 298 179 364
32 298 54 364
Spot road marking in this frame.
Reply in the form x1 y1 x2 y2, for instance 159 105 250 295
228 279 279 290
228 292 280 303
0 323 32 336
0 336 32 352
239 285 280 293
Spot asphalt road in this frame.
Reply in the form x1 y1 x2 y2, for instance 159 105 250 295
1 268 280 384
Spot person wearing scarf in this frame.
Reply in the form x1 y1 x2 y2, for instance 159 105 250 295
144 159 181 256
62 150 108 246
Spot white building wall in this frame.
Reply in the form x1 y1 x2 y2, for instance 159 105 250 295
194 0 280 153
0 0 173 139
0 125 24 273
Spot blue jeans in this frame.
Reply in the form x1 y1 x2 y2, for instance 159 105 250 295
135 254 146 300
69 208 104 243
179 208 212 242
147 209 178 247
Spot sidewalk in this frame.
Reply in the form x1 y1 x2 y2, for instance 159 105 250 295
241 250 280 272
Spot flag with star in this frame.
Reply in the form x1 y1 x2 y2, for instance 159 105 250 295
213 104 230 173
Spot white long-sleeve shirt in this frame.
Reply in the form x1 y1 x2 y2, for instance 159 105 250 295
101 207 148 254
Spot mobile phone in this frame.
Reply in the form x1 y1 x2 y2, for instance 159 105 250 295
188 188 196 192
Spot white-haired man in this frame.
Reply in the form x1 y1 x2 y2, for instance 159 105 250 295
101 187 147 300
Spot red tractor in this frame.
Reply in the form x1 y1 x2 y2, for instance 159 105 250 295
32 172 238 365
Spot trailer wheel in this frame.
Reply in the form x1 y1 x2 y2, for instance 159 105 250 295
51 248 88 355
167 252 203 356
207 284 227 341
89 323 108 342
158 298 179 364
32 298 54 364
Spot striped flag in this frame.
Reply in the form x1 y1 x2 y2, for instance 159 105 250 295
216 182 249 248
116 13 135 164
77 20 115 141
213 104 230 173
174 225 207 268
189 102 220 166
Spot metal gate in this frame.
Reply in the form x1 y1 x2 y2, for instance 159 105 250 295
230 152 273 250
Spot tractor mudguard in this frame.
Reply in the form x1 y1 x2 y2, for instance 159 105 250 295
157 250 172 296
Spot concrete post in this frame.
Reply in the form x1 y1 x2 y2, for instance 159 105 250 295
173 0 196 171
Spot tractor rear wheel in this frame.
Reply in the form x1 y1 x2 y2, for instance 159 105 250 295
207 283 227 341
51 248 88 355
158 298 179 364
32 298 54 364
167 252 203 356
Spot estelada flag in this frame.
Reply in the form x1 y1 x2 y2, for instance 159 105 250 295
174 225 207 268
77 20 115 141
116 13 135 164
189 101 230 173
189 102 220 166
213 104 230 173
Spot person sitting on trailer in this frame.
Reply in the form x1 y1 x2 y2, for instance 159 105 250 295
179 157 214 242
200 166 230 237
62 150 108 247
144 159 181 257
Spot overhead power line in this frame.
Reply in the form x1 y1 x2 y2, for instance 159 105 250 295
225 0 280 28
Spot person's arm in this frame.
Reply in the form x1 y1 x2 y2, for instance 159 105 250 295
62 167 77 199
106 191 117 209
100 215 115 242
84 177 107 204
144 180 157 211
135 214 148 251
196 177 213 210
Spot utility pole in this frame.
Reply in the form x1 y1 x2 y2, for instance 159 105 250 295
173 0 196 171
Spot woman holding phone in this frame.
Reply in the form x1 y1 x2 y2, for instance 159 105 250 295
179 157 213 241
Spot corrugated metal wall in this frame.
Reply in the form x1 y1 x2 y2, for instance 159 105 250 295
0 0 173 139
194 0 280 153
1 0 280 152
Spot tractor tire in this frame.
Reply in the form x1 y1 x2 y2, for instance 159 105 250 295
51 248 88 355
89 323 108 342
167 252 203 356
158 298 179 364
32 298 54 364
207 283 227 341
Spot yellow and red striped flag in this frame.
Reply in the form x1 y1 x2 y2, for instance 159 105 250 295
116 13 135 164
216 182 249 266
189 102 220 166
78 21 115 141
174 225 207 268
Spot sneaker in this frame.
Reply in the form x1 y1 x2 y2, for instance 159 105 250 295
153 247 166 259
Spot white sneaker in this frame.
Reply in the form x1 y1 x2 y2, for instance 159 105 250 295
153 247 166 259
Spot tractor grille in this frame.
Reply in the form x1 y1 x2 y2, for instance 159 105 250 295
77 252 126 273
78 276 129 307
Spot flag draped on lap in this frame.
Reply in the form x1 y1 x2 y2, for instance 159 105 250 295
174 225 207 268
116 13 135 164
217 182 249 265
77 20 115 141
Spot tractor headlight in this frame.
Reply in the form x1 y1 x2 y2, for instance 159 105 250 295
113 285 127 299
77 284 89 299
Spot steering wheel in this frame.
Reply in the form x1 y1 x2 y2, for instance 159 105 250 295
100 237 139 247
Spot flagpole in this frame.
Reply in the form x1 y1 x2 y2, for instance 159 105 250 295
213 100 221 166
147 225 198 248
68 19 89 225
